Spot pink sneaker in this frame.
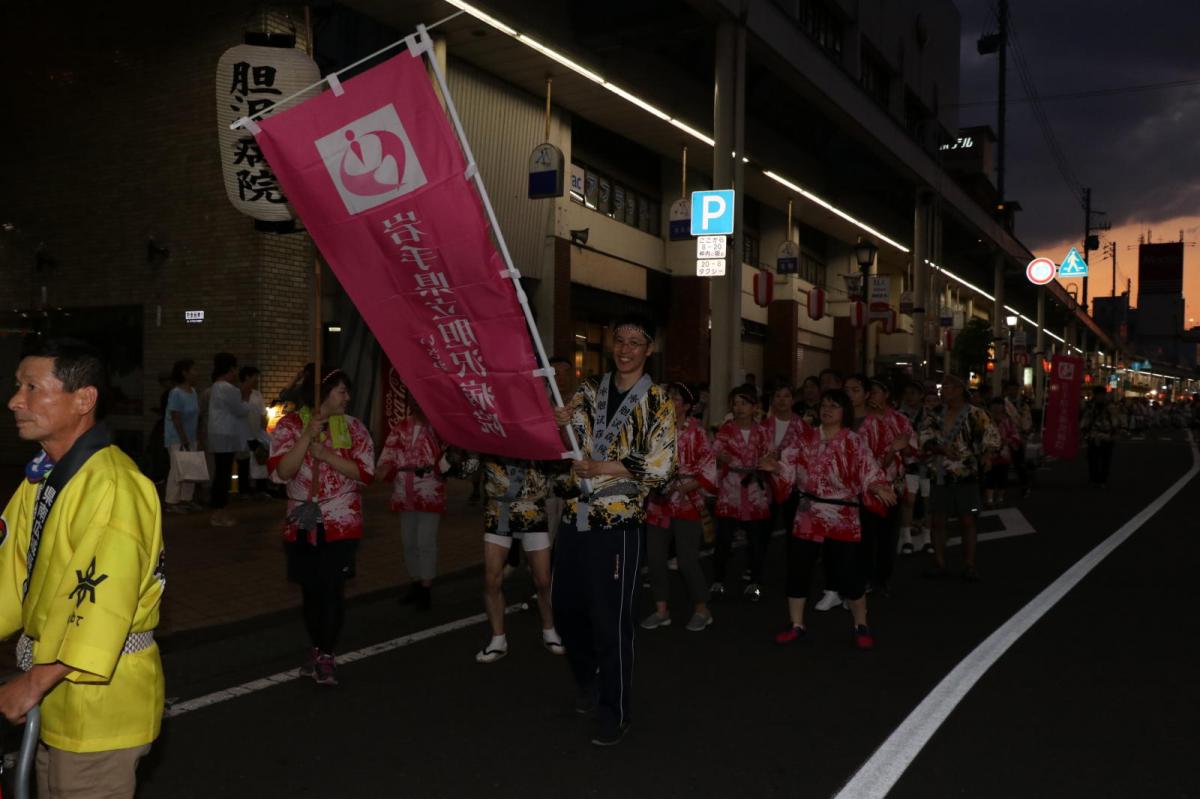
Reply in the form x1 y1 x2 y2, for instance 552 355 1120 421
314 653 338 686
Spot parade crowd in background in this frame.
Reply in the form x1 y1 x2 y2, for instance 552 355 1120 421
148 326 1200 745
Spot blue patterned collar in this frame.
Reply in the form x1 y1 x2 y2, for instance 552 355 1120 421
25 450 55 484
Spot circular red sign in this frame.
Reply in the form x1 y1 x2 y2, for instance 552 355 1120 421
1026 257 1056 285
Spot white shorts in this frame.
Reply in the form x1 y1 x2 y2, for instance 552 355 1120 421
484 531 552 552
905 473 931 498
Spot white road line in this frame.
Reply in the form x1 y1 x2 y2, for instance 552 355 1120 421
165 604 526 719
833 432 1199 799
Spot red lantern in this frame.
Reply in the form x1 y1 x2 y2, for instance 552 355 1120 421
807 287 826 320
849 300 866 328
753 269 773 307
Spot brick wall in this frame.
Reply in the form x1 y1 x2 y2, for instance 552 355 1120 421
0 3 315 465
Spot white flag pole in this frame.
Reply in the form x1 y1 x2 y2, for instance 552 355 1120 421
410 25 584 463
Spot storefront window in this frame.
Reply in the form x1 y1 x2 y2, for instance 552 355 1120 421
570 160 661 237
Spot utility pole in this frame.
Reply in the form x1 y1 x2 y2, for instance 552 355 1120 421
996 0 1008 201
1109 240 1117 298
1081 186 1110 312
977 0 1008 203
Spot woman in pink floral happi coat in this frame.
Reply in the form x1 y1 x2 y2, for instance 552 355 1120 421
712 385 774 602
377 398 452 611
762 388 896 650
269 369 375 686
641 383 719 632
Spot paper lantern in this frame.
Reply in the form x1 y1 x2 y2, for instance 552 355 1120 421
216 44 321 221
808 288 826 320
849 300 866 328
753 269 773 307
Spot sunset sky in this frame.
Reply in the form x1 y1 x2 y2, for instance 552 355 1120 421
955 0 1200 326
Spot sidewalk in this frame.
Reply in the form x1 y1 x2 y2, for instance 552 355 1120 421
159 479 486 636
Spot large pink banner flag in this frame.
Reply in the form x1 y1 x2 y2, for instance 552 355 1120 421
250 48 565 460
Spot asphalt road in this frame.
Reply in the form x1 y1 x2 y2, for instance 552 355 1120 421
131 428 1196 799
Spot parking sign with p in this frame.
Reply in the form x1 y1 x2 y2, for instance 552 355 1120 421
690 190 735 236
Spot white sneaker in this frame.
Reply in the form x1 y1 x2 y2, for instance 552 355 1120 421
475 644 508 664
814 590 842 612
666 557 679 571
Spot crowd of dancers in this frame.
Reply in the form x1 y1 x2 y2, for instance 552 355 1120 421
258 312 1197 745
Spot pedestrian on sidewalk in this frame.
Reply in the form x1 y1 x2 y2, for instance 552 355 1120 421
207 353 251 527
551 312 676 747
377 398 451 611
1081 386 1123 486
712 385 774 603
460 454 563 662
163 358 200 513
641 382 718 633
235 366 270 499
1 339 165 797
762 388 895 649
919 375 1000 582
269 369 375 687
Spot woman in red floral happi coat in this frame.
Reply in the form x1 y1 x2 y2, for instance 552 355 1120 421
712 385 774 602
269 369 375 686
641 383 719 632
377 398 453 611
762 388 896 650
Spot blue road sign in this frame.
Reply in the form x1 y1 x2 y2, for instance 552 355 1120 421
1059 246 1089 278
690 190 735 236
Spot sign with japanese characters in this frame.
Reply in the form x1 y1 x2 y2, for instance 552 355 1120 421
696 235 727 259
216 44 320 221
250 51 563 459
868 275 891 318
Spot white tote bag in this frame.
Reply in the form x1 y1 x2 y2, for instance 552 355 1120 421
174 449 210 483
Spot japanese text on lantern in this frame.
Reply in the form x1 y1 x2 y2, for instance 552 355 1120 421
227 61 286 204
382 211 507 438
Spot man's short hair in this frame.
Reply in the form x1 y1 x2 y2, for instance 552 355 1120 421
549 355 572 367
611 313 656 343
212 352 238 382
818 368 843 383
238 365 261 382
22 338 110 420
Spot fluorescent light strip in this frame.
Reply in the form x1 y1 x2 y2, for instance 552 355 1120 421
442 0 516 35
924 259 1066 344
445 1 906 248
764 171 909 253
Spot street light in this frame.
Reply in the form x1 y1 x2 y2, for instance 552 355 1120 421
854 239 878 373
1004 315 1018 382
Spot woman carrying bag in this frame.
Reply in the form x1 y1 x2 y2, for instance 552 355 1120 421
164 358 204 513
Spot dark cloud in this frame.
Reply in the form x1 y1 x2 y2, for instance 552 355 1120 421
954 0 1200 249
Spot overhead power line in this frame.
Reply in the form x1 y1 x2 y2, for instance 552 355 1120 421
1005 11 1086 209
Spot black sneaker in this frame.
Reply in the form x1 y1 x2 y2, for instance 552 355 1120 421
415 585 432 611
591 722 630 746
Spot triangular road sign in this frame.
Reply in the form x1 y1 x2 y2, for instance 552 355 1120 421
1058 246 1089 277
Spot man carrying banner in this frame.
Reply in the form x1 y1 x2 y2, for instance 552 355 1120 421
552 313 676 746
0 340 164 798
